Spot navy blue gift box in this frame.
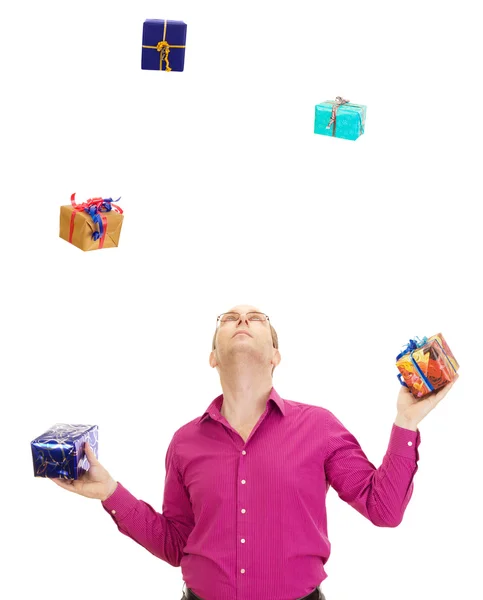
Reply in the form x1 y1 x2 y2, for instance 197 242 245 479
31 424 98 480
141 19 187 72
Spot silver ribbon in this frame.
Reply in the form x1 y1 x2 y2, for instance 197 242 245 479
326 96 350 135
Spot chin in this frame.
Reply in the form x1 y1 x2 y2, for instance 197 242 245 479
231 344 254 352
229 347 264 362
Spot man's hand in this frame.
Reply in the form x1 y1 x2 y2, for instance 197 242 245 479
51 442 118 501
394 373 459 430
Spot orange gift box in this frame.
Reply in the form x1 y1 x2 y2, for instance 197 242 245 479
396 333 459 399
59 193 124 251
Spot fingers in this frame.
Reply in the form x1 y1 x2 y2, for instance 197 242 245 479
430 376 458 404
51 478 77 493
434 381 454 401
398 386 414 400
84 442 99 465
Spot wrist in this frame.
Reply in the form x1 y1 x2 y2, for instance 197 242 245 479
394 415 419 431
101 480 118 502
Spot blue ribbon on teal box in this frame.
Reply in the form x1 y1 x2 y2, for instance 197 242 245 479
314 97 366 141
31 424 98 480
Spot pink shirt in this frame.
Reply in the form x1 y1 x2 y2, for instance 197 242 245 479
102 388 421 600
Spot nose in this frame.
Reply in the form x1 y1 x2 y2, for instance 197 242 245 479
237 313 250 326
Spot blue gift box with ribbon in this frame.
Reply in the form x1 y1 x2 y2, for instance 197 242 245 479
141 19 187 72
31 424 98 480
314 97 366 141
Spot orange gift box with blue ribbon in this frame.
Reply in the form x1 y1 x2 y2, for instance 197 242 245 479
59 193 124 251
396 334 459 399
141 19 187 72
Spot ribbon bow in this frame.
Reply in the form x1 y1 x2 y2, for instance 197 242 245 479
396 336 428 361
156 40 171 68
326 96 350 134
69 193 123 248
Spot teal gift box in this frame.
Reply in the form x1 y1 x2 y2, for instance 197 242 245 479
314 97 366 141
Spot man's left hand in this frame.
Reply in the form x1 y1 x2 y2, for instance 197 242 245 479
394 373 459 431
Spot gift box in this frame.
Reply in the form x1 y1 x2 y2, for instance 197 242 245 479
314 96 366 141
31 424 98 480
141 19 187 72
59 193 124 251
396 334 459 399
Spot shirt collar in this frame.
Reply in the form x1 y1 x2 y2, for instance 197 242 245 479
198 387 285 424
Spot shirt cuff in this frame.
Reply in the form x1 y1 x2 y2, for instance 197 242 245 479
387 423 421 460
101 482 138 522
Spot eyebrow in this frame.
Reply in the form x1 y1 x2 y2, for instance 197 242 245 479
224 309 262 314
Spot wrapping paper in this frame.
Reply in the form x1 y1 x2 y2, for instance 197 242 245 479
141 19 187 71
31 423 99 480
314 97 366 141
59 193 123 251
396 333 459 398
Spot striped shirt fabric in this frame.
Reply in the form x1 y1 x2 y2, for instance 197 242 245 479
102 387 421 600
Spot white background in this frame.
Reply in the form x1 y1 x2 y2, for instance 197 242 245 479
1 1 481 599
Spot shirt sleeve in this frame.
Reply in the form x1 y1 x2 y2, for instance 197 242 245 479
101 435 195 566
324 409 421 527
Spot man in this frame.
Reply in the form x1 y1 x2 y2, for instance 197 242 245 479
52 305 457 600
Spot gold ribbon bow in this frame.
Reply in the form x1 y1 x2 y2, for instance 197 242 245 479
142 20 185 72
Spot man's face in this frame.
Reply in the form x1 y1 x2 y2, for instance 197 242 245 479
210 304 280 371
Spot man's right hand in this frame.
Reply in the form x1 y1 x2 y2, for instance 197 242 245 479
51 441 118 501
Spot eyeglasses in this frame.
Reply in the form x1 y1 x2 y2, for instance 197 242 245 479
216 312 270 325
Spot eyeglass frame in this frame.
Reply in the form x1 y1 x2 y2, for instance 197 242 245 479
212 312 277 351
216 311 271 327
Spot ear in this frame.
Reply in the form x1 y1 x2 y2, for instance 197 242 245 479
271 348 281 369
209 350 218 369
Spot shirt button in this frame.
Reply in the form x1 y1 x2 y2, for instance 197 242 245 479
242 450 246 455
407 441 413 446
240 569 246 574
241 509 246 514
241 479 246 484
111 510 116 515
241 539 246 543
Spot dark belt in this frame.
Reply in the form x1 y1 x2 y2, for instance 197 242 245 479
184 586 324 600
